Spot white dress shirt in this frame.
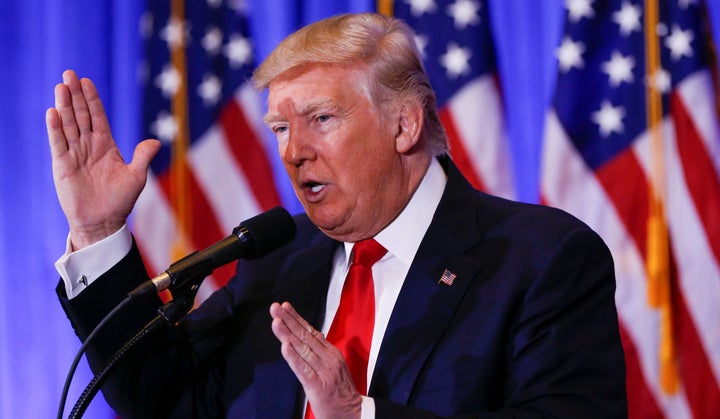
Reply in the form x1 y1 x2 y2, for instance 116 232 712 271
55 158 447 418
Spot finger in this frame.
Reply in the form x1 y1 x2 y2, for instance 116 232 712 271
278 333 321 387
80 77 111 135
54 82 80 144
128 139 162 175
63 70 92 135
270 311 320 383
270 303 323 364
273 302 330 351
46 108 69 158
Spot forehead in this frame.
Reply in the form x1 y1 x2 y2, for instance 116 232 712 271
266 64 374 114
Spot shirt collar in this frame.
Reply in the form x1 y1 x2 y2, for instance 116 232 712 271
343 158 447 266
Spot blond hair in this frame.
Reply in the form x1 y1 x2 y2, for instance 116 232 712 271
252 13 449 156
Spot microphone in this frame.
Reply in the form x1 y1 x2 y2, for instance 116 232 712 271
129 206 296 298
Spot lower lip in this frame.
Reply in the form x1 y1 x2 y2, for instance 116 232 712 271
303 185 326 203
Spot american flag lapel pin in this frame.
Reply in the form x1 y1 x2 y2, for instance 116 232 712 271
438 269 457 286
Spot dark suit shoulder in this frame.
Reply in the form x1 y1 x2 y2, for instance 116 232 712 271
474 191 601 244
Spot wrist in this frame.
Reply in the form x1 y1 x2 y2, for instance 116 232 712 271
69 221 124 250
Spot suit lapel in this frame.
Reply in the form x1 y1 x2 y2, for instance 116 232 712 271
369 160 486 404
253 231 339 419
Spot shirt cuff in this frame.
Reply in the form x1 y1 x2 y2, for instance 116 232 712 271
54 225 132 299
361 396 375 419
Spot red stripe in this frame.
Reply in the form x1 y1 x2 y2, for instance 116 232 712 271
670 254 720 419
439 108 487 192
619 323 665 419
595 149 650 258
671 92 720 263
157 165 236 286
219 99 282 211
593 152 661 416
596 128 720 417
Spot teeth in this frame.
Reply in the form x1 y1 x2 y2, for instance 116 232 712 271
311 184 324 193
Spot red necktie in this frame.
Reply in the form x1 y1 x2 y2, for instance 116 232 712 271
305 238 387 419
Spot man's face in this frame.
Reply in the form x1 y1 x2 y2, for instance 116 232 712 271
265 64 411 242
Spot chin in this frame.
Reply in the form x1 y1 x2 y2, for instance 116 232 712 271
306 209 352 239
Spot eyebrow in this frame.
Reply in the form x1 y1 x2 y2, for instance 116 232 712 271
263 98 340 126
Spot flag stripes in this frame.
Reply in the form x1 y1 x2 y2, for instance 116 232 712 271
395 0 515 200
138 2 281 298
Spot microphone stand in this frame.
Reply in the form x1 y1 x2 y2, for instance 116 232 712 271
67 284 199 419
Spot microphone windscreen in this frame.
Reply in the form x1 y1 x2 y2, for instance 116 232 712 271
236 206 296 259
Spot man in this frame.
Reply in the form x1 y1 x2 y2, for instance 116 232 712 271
48 13 627 418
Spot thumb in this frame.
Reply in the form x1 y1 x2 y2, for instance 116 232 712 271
129 139 162 174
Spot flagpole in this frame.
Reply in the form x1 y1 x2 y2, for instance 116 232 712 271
643 0 678 395
169 0 193 264
377 0 393 17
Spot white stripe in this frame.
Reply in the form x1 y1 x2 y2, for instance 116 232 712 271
542 111 694 418
196 276 220 303
676 70 720 177
188 124 263 233
132 171 179 275
134 168 227 304
632 111 720 387
236 83 269 142
447 76 515 199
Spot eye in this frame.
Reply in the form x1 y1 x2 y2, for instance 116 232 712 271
271 125 288 135
315 114 331 123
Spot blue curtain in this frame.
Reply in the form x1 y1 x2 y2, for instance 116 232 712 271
0 0 144 417
1 1 719 418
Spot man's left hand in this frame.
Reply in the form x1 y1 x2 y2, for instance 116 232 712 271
270 302 362 419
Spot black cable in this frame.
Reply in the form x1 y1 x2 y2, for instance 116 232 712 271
67 314 164 419
67 295 195 419
56 295 132 419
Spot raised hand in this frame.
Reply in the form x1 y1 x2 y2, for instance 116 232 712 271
46 70 161 249
270 302 362 419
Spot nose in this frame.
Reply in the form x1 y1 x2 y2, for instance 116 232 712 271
283 124 316 167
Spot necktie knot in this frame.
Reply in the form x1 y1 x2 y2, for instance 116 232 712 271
351 238 387 268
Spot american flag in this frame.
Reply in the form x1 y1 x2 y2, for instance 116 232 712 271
136 1 281 302
438 269 457 286
393 0 515 199
542 0 720 418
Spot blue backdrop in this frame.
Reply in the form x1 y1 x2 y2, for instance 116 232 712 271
1 1 719 417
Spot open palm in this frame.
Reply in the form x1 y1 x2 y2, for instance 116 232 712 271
46 70 161 249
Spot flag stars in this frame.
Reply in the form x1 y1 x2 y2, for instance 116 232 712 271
665 24 694 61
224 33 253 68
405 0 437 17
198 74 222 106
155 65 182 98
151 111 179 143
203 27 224 55
602 51 635 86
440 42 472 78
160 17 189 49
556 36 585 72
647 68 672 93
447 0 481 29
612 1 642 36
592 100 625 138
565 0 595 23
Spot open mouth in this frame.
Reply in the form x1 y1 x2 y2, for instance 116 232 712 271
302 181 327 201
309 183 324 193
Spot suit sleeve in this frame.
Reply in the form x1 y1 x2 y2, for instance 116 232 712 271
374 226 627 419
57 241 242 418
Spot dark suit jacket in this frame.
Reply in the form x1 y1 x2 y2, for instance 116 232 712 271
59 158 627 418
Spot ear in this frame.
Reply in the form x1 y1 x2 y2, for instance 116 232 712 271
394 99 424 154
